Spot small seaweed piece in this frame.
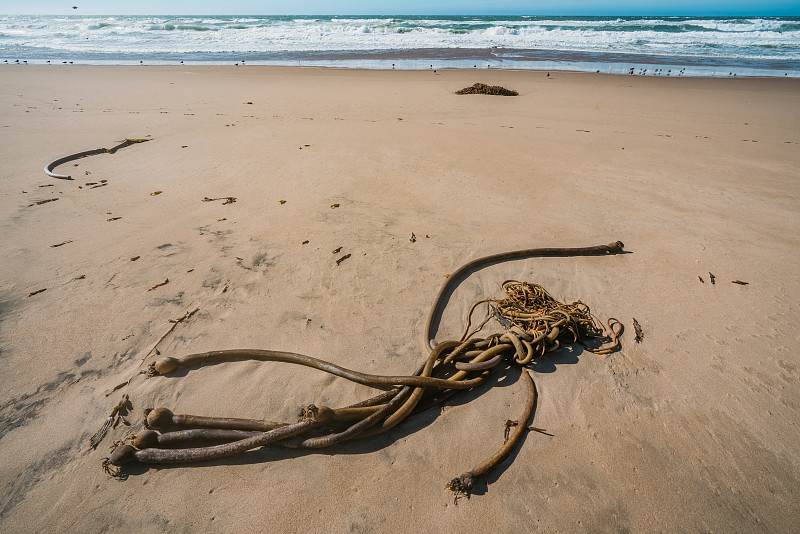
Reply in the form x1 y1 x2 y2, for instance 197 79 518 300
28 288 47 297
101 457 129 480
90 394 131 449
148 278 169 291
202 196 236 204
336 253 351 266
28 198 58 206
50 240 73 248
732 280 749 285
633 318 644 343
709 272 716 285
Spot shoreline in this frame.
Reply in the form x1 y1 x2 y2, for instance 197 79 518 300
1 65 799 532
4 59 798 79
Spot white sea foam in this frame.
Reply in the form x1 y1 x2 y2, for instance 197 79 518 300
1 15 798 76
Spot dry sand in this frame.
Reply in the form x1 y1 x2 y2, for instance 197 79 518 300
1 66 799 532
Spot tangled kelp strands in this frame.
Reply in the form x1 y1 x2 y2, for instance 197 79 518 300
104 242 625 499
460 280 623 362
455 83 519 96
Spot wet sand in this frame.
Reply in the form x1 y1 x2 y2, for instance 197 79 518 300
1 66 799 532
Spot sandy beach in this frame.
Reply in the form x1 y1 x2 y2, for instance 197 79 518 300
1 66 799 532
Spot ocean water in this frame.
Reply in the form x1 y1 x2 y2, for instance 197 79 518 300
1 15 799 77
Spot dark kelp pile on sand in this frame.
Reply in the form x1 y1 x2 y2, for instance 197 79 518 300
104 242 625 500
455 83 519 96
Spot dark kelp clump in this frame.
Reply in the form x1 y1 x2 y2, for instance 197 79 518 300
455 83 518 96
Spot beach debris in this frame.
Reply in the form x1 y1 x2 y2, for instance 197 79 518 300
202 196 236 204
72 274 86 281
330 203 340 208
104 307 203 398
217 217 227 221
28 288 47 297
107 217 121 221
90 394 132 449
44 138 151 180
169 307 199 324
336 253 351 265
448 373 534 504
302 240 309 245
410 232 416 243
279 200 286 204
151 191 162 196
50 240 72 248
633 318 644 343
28 198 58 206
732 280 749 285
90 182 107 189
455 83 518 96
108 241 625 501
130 256 140 261
39 183 55 187
699 276 705 283
709 272 716 285
332 246 342 254
148 278 169 291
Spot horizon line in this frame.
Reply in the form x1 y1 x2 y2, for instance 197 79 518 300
3 13 800 17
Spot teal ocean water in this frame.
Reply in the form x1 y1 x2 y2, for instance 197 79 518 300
2 15 799 76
